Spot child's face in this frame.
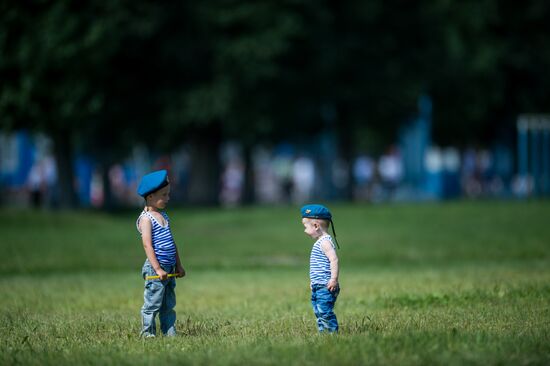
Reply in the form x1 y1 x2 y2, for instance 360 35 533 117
302 218 320 239
148 185 170 209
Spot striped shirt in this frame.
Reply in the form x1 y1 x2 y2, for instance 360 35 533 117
136 211 177 265
309 235 335 285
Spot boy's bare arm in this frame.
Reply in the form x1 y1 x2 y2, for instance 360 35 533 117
174 245 186 277
140 217 168 280
321 240 339 291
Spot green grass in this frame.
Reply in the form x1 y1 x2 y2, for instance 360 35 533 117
1 201 549 365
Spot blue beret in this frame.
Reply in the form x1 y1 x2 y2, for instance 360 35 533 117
137 170 169 197
301 204 332 219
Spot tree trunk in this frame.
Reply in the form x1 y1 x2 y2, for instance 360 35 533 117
187 124 222 206
241 143 255 205
336 108 354 201
100 162 115 211
52 129 78 209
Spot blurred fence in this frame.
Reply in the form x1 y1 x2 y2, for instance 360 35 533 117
516 114 550 197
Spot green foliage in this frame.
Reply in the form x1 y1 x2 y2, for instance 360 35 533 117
2 0 549 144
0 201 549 364
1 1 550 206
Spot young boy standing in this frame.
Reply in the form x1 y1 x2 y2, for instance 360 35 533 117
301 204 340 333
136 170 185 337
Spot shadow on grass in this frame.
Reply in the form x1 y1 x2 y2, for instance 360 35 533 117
177 316 228 337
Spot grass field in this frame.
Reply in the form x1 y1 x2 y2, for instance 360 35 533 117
1 201 549 365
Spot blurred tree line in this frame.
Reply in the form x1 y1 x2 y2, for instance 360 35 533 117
1 0 549 207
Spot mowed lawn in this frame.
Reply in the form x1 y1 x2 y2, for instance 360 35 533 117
0 201 549 365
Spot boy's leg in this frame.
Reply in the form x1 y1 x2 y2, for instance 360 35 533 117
141 262 166 337
312 287 339 333
159 277 177 336
311 288 325 332
141 280 166 337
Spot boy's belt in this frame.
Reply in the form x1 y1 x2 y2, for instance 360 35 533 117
311 284 328 290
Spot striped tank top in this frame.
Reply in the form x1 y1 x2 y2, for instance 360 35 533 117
309 235 335 285
136 210 177 265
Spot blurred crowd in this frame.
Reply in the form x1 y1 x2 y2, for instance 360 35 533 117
2 130 546 210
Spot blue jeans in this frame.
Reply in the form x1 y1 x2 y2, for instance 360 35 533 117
311 284 340 333
141 260 177 337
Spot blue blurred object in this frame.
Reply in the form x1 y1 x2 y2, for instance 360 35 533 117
0 131 35 188
399 94 434 198
75 156 93 206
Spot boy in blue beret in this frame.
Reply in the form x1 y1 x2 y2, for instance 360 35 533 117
301 204 340 333
136 169 186 338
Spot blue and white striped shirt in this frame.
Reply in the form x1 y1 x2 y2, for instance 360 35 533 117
309 235 335 285
137 211 177 265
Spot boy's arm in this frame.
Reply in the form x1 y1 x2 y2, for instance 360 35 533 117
174 245 186 278
320 239 339 291
140 216 168 280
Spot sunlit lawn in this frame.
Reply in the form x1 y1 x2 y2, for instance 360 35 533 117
1 201 549 365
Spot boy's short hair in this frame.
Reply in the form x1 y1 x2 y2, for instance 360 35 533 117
313 218 330 230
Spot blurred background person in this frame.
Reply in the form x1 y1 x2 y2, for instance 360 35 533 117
27 159 45 208
292 155 315 204
353 154 375 202
378 146 403 201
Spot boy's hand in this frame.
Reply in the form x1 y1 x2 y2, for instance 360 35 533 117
155 268 168 280
327 278 339 292
176 265 186 278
